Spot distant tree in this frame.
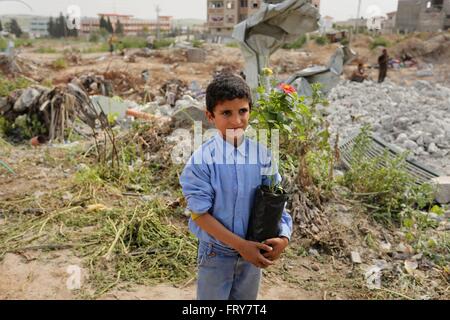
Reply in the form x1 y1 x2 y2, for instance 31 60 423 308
116 19 124 35
6 19 23 37
47 17 55 37
0 20 3 32
106 17 114 33
99 15 108 31
57 12 66 37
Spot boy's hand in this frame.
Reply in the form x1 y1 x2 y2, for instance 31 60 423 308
262 237 289 261
237 240 274 269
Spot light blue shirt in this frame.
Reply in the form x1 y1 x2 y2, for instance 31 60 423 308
179 133 293 253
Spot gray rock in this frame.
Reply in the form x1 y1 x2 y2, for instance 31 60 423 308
187 48 206 63
172 101 211 129
431 176 450 204
0 97 10 114
13 88 41 112
403 140 418 150
351 251 362 264
428 142 439 154
394 117 409 130
395 133 408 144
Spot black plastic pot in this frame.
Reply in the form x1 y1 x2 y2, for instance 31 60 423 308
246 185 289 243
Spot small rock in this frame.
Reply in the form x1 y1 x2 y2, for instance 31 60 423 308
62 192 73 201
33 191 45 199
411 253 423 261
403 139 418 150
379 241 392 253
76 164 90 172
427 142 439 154
351 251 362 264
311 264 320 272
404 260 418 275
308 248 320 257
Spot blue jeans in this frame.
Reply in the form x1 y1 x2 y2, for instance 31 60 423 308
196 241 262 300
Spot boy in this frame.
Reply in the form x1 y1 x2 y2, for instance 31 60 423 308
179 73 293 300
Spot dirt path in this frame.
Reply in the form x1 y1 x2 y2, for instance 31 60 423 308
0 250 325 300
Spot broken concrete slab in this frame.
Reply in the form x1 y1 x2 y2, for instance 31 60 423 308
187 48 206 63
13 87 42 112
431 176 450 204
172 100 212 129
350 251 362 264
90 95 142 120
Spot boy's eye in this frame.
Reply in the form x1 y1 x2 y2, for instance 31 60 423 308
239 108 249 114
222 111 231 117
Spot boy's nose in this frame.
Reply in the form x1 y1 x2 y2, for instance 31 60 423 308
230 115 242 126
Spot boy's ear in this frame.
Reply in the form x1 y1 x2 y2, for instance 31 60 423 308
205 110 215 123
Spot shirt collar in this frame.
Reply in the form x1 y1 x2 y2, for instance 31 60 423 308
214 132 247 158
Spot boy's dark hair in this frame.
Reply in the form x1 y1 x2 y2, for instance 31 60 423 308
206 73 252 114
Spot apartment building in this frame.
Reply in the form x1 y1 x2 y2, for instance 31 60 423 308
207 0 321 36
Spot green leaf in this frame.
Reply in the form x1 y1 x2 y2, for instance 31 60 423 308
0 159 15 174
430 205 444 216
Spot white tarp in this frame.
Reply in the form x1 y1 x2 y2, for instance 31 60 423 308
232 0 320 89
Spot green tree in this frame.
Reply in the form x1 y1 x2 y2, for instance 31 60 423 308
47 17 55 37
106 17 114 33
116 19 124 35
6 19 23 37
99 15 108 31
57 12 66 37
0 20 3 32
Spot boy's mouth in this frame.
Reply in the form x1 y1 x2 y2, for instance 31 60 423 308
224 128 245 140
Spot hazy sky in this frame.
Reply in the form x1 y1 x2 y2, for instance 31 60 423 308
0 0 399 21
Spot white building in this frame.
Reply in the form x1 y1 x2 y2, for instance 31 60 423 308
30 17 50 37
367 15 387 31
320 15 334 33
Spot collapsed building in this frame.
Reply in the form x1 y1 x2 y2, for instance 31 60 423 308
396 0 450 33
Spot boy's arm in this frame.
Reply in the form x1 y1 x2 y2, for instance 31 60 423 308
193 213 274 269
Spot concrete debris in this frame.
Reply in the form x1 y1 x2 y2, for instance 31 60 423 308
327 80 450 176
13 87 43 112
76 73 114 96
364 265 382 289
160 79 188 107
350 251 362 264
379 241 392 253
187 48 206 63
431 176 450 204
0 84 100 142
404 260 419 276
171 95 211 129
308 248 320 257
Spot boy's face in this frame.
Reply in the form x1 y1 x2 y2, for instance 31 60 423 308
206 98 250 146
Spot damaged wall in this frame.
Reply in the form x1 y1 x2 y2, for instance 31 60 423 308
396 0 450 32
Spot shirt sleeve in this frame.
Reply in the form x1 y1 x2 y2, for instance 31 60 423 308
179 156 214 215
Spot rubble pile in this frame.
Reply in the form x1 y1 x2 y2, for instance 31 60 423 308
75 73 114 96
326 80 450 174
394 33 450 62
0 53 38 77
0 84 97 142
150 48 188 64
57 71 146 99
160 79 188 107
